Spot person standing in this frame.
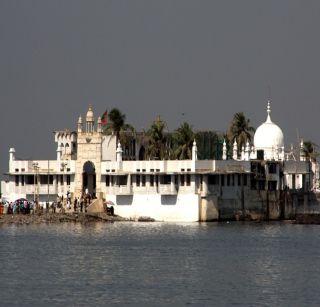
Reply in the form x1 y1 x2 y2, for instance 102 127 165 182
73 198 78 212
80 198 83 213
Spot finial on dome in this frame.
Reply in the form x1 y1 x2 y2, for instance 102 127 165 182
266 100 272 123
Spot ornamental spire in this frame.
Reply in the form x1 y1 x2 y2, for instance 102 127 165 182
266 100 272 123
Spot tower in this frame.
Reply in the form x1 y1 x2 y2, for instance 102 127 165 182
75 105 103 198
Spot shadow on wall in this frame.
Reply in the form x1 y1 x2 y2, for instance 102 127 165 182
161 195 177 205
116 195 133 205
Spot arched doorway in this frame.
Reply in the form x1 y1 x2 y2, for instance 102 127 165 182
83 161 96 197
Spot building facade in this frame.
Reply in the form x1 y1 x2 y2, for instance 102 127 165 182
1 104 319 221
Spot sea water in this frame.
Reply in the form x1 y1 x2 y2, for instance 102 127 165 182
1 222 320 306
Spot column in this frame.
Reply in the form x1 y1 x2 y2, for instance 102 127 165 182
203 175 208 195
170 175 175 193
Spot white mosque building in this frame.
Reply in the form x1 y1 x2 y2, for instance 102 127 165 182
1 103 318 221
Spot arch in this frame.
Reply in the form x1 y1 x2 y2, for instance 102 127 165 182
82 161 96 197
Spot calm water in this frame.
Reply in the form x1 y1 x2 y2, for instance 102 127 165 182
1 222 320 306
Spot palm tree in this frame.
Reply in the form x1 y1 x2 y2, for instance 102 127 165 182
145 116 170 160
227 112 255 152
303 141 319 162
103 108 126 139
172 122 194 159
103 108 136 159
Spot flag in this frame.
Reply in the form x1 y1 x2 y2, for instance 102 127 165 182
101 109 108 127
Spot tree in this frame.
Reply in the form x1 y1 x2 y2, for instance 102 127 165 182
145 116 171 160
172 122 194 159
103 108 135 140
195 130 221 160
227 112 255 152
103 108 136 159
303 141 319 162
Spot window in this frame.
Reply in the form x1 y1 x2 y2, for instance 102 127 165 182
186 174 191 186
60 175 63 185
160 175 171 185
268 163 277 174
141 175 146 186
67 175 71 186
243 174 247 186
180 175 185 186
26 175 34 185
15 175 19 186
136 175 140 186
118 175 127 186
150 175 154 186
208 175 218 185
227 175 230 186
221 175 225 186
237 174 241 186
15 169 19 172
106 175 110 186
21 176 25 186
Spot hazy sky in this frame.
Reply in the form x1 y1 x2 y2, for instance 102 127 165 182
1 0 320 175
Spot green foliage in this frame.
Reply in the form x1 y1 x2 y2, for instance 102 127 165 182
195 131 222 159
226 112 255 152
172 122 195 159
145 116 171 160
303 141 319 162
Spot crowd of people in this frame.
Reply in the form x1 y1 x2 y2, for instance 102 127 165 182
0 191 114 215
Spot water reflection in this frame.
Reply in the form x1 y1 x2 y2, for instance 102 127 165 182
1 222 320 305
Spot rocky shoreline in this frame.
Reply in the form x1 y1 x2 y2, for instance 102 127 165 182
0 212 128 226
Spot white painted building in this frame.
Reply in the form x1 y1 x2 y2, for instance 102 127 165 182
1 103 318 221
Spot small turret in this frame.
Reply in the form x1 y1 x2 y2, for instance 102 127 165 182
86 105 94 133
9 148 15 162
116 142 123 162
77 116 83 133
57 145 62 161
241 146 245 161
97 116 102 133
245 141 250 161
300 139 305 161
232 139 238 160
192 140 197 161
222 139 227 160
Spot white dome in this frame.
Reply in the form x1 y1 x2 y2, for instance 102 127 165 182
254 102 284 159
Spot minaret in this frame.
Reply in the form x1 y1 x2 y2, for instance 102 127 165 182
77 116 82 133
222 139 227 160
250 146 256 160
232 139 238 160
9 148 16 162
86 105 94 133
192 140 198 161
97 116 102 133
56 145 62 161
245 141 250 161
116 142 123 162
300 139 306 161
241 146 245 161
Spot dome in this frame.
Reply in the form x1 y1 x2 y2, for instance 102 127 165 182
86 105 94 122
254 102 284 158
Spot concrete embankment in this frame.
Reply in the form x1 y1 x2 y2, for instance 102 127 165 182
0 213 128 226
